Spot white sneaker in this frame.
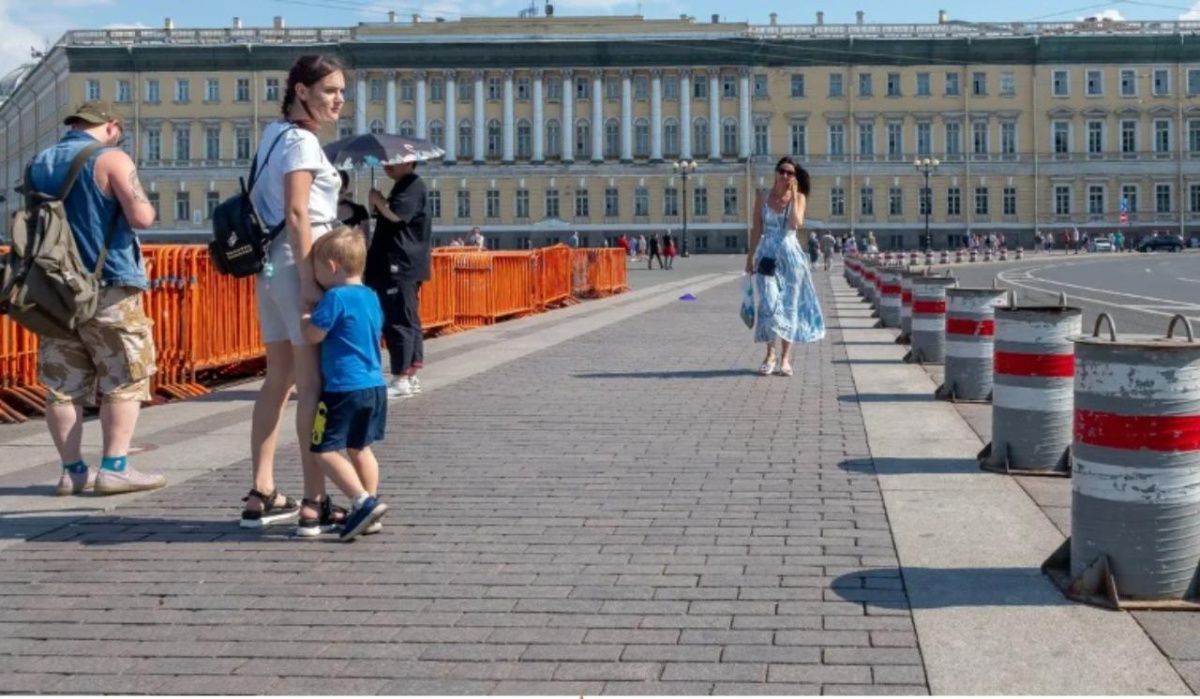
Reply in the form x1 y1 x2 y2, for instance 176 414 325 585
409 376 422 394
387 376 413 398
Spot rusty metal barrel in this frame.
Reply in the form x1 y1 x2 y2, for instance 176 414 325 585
903 275 957 364
896 269 920 345
1059 314 1200 604
934 287 1007 400
877 268 903 328
860 262 877 305
979 292 1082 475
844 257 861 289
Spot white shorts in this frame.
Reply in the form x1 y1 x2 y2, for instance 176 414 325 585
256 224 334 346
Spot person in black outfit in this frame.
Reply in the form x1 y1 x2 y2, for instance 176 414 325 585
365 161 430 399
647 233 664 269
337 171 370 237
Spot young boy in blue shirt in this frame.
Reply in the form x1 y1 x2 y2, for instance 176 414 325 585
301 226 389 541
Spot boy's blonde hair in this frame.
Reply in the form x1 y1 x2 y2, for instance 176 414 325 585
312 225 367 276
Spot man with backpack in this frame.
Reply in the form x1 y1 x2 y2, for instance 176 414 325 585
21 102 162 496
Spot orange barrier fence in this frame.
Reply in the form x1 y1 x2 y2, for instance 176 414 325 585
0 243 627 422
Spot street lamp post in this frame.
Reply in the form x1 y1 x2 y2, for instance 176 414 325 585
673 159 696 257
913 157 939 251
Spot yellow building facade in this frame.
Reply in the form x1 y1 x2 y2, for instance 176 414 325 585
4 14 1200 250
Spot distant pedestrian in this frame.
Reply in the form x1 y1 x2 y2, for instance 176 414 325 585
807 231 820 268
568 231 580 248
466 226 485 250
820 232 836 271
617 233 630 257
637 234 647 261
662 232 676 269
647 233 664 269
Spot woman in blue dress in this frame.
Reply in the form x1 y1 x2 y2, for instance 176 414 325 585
744 157 826 376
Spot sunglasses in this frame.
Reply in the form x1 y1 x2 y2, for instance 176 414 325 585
776 168 796 177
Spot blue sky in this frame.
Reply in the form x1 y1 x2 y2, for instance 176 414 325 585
3 0 1199 78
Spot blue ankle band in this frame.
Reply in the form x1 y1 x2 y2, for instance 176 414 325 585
63 461 88 474
100 456 128 472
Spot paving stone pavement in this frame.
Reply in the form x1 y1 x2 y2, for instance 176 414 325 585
0 264 930 695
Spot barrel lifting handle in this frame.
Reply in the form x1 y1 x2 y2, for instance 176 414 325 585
1167 314 1196 342
1092 313 1117 341
1006 289 1017 307
1059 291 1068 307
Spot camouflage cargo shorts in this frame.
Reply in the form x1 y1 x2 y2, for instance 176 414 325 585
38 286 157 406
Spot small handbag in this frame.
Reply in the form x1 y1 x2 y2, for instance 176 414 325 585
756 257 777 276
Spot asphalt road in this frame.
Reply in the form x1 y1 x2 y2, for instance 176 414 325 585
939 250 1200 338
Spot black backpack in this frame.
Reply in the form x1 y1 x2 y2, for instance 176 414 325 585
208 125 295 278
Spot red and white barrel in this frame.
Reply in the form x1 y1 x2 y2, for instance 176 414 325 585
1070 314 1200 601
935 287 1007 401
897 270 918 344
940 250 949 264
909 251 920 266
984 249 994 262
980 302 1083 474
904 276 958 364
925 250 934 266
955 250 964 263
844 257 860 289
861 262 878 305
969 250 978 262
1016 247 1025 260
1000 248 1009 261
877 269 903 328
871 263 884 315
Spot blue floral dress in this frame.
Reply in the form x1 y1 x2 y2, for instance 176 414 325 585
753 198 826 344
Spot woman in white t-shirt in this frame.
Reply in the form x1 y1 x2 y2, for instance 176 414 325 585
242 54 347 536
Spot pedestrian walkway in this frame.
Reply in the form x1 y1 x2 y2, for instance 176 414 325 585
0 255 1194 695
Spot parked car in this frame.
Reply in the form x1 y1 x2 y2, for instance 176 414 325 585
1088 238 1114 253
1137 233 1186 252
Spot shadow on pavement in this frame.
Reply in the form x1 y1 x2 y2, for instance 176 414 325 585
573 369 757 379
0 512 315 546
832 358 902 365
831 567 1072 609
838 457 982 476
839 393 935 403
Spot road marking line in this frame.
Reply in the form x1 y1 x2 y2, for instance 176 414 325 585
996 269 1200 322
1024 267 1200 308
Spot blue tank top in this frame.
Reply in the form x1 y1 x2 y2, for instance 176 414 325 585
27 130 147 289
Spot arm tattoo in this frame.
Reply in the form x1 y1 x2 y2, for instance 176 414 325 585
128 170 149 204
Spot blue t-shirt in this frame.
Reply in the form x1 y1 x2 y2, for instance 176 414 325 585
309 285 385 393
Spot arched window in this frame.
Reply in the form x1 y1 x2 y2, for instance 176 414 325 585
575 118 591 159
545 119 561 158
369 119 385 135
458 119 473 159
487 118 502 158
692 117 709 157
722 118 738 157
398 120 414 137
516 119 532 159
338 119 353 139
634 118 650 157
428 120 444 149
663 118 680 158
604 118 620 158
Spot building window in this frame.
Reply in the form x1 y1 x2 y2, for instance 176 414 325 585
545 77 562 100
459 120 474 159
145 79 160 103
1189 184 1200 213
486 189 500 219
753 119 769 156
664 187 679 217
1053 70 1070 97
723 187 738 216
263 78 278 103
575 189 589 218
235 78 250 102
972 121 988 156
753 73 768 98
693 118 709 157
514 189 528 219
488 76 501 100
790 122 806 156
1003 187 1017 216
1157 183 1172 213
370 120 385 136
604 119 620 158
575 76 590 100
430 121 445 149
693 187 708 216
604 188 618 217
1121 120 1138 155
693 76 707 99
859 187 874 216
629 74 644 99
204 78 219 102
664 119 680 157
1088 185 1105 215
635 187 649 217
369 79 384 102
945 71 960 96
1155 119 1172 154
920 187 932 216
116 79 131 103
917 122 932 156
830 187 846 216
975 187 989 216
147 192 159 222
1120 69 1137 97
1053 121 1070 155
857 122 874 158
1001 122 1017 157
488 119 502 158
1154 68 1171 96
947 187 961 216
1086 69 1103 96
1055 185 1071 215
456 190 471 219
517 120 532 159
916 72 931 97
790 74 805 98
829 123 845 157
1190 120 1200 154
206 191 220 220
205 127 220 161
889 187 903 216
664 75 679 99
399 120 414 138
235 127 250 160
858 73 872 97
722 74 737 98
575 119 591 158
722 119 737 156
972 71 987 96
429 190 442 219
430 77 445 102
86 79 101 101
829 73 844 98
459 79 474 102
887 121 903 159
945 122 961 157
886 72 901 97
173 126 190 162
545 120 560 158
400 79 415 102
175 192 190 222
635 118 650 157
1087 121 1103 155
603 75 620 100
1122 185 1138 214
1000 71 1015 97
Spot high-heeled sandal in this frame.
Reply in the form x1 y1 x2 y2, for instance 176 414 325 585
758 360 776 375
777 362 794 377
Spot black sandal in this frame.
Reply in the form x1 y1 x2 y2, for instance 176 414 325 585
239 488 300 529
295 496 348 538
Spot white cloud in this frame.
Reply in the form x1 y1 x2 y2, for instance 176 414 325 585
1082 8 1126 21
102 21 149 29
1182 2 1200 20
0 0 66 79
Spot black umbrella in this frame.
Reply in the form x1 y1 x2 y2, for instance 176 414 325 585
323 133 445 171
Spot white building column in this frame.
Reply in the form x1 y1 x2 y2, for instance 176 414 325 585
415 71 427 138
355 70 368 135
502 69 515 164
473 70 485 163
591 69 604 162
738 67 752 160
532 69 544 163
562 68 574 163
443 70 457 163
708 68 720 160
680 71 692 160
620 69 633 162
385 70 397 134
650 68 663 162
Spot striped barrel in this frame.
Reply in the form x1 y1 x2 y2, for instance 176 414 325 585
969 250 978 262
939 250 949 264
955 250 964 263
936 288 1007 401
925 251 934 266
981 305 1083 474
877 269 903 328
860 263 876 304
1070 321 1200 600
844 258 859 288
871 264 884 313
905 276 957 364
897 270 918 343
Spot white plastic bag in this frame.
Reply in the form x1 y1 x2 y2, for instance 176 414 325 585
739 274 755 329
